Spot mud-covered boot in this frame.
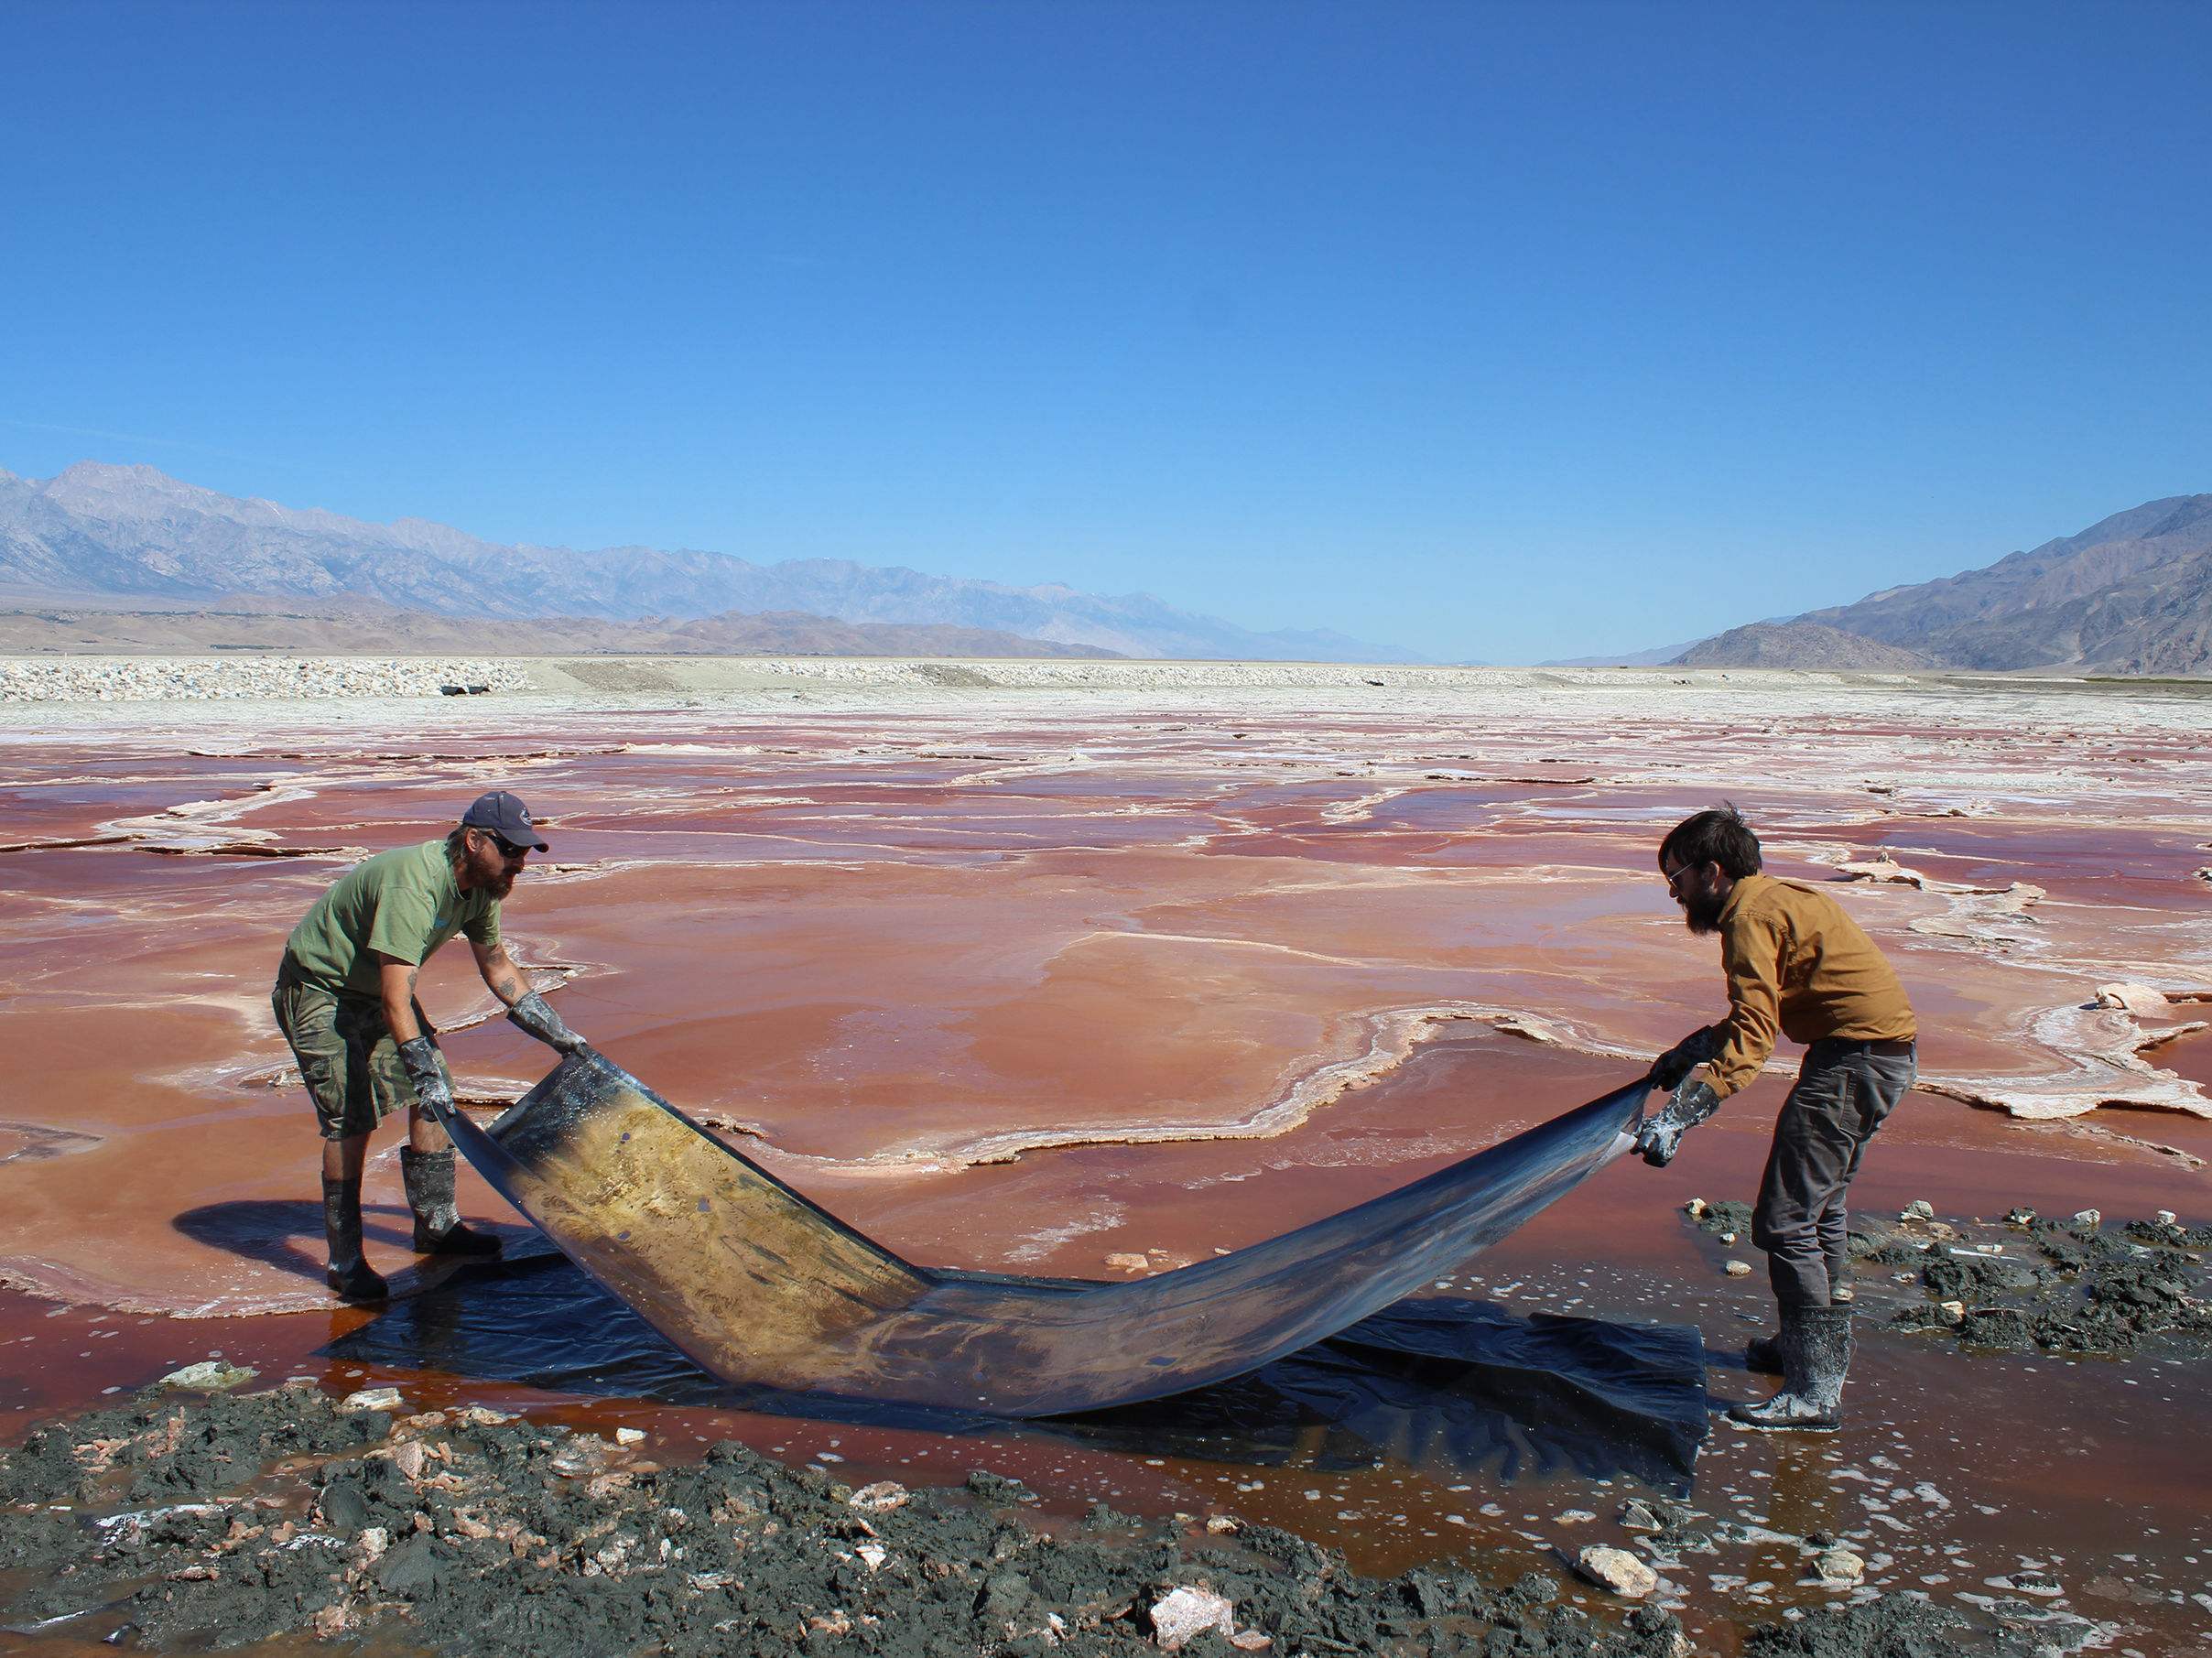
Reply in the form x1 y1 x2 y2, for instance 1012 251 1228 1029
1729 1306 1850 1431
401 1146 503 1257
322 1176 389 1300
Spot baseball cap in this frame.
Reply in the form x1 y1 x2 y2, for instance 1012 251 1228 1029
461 790 549 851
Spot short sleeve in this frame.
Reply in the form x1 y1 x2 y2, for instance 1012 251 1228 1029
364 885 439 967
462 898 501 950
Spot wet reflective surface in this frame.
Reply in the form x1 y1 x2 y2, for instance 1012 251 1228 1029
3 675 2210 1652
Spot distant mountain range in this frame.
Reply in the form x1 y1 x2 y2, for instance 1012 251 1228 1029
0 461 1426 664
0 593 1122 660
1670 495 2212 674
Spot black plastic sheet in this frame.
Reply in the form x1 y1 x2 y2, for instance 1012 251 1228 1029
434 1052 1655 1415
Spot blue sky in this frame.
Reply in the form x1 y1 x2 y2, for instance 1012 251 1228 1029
4 1 2208 662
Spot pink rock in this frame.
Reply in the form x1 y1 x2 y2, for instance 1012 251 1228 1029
1150 1587 1236 1651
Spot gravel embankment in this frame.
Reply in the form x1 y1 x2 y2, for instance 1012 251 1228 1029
0 657 537 702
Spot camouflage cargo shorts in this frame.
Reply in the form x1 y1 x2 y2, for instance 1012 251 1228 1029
271 958 451 1141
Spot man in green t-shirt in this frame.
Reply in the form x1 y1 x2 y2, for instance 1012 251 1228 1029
272 791 589 1299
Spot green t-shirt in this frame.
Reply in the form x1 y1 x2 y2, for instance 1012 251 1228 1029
284 840 501 998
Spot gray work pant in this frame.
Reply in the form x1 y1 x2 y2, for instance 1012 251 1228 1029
1751 1037 1917 1309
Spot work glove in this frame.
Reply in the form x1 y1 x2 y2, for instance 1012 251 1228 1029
396 1035 456 1122
1648 1025 1719 1092
1634 1079 1720 1168
506 990 589 1056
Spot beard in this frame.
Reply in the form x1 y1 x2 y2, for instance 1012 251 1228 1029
1681 891 1727 935
483 868 517 900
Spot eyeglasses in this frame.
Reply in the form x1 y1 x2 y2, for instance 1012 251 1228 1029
1663 862 1701 892
476 830 530 860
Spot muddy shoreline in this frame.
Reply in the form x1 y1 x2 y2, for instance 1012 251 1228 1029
0 1376 2105 1658
5 1184 2208 1656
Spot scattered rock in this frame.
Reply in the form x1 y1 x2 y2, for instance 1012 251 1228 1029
1724 1260 1752 1276
1903 1199 1936 1220
157 1360 256 1393
1683 1198 1708 1219
613 1427 645 1446
1149 1586 1237 1650
1575 1545 1657 1598
1618 1500 1664 1533
1803 1548 1864 1588
848 1480 910 1512
1104 1252 1151 1273
340 1387 402 1412
2073 1209 2101 1229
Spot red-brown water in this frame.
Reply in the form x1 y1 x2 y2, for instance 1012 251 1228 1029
3 681 2209 1653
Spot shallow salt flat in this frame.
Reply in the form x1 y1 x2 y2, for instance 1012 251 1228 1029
5 663 2212 1657
0 665 2207 1319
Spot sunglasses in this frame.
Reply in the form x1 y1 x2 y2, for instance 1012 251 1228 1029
476 830 532 860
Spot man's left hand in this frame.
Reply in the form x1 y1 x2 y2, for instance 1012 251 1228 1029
1634 1080 1720 1168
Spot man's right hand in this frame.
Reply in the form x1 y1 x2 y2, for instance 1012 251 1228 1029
396 1036 455 1122
1648 1025 1719 1092
507 990 589 1056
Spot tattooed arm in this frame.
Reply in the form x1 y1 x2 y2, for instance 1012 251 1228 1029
469 938 530 1008
473 937 587 1053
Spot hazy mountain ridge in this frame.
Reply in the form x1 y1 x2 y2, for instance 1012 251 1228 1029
0 461 1426 663
0 594 1122 660
1671 494 2212 673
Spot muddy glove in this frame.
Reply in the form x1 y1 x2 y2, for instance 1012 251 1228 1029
1635 1079 1720 1168
1648 1025 1719 1092
506 991 588 1056
396 1035 456 1122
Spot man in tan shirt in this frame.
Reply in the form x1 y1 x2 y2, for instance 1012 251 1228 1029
1638 806 1917 1431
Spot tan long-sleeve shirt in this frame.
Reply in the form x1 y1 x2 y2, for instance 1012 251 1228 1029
1701 874 1916 1100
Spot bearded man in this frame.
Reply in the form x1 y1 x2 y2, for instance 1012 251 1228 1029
1637 806 1917 1431
272 790 587 1299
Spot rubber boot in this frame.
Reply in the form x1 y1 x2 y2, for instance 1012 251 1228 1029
401 1146 503 1257
1729 1306 1849 1431
322 1176 389 1300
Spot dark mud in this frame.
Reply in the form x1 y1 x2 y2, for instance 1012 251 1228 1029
1 1384 1700 1657
1742 1590 2112 1658
1681 1199 2212 1360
